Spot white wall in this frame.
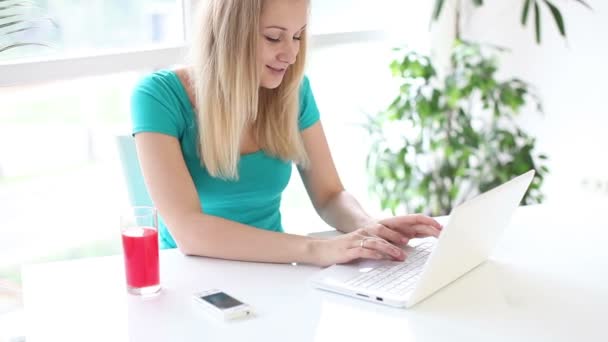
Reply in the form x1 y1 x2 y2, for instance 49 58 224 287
436 0 608 207
281 2 434 234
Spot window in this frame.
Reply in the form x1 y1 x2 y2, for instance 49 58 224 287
0 0 185 62
310 0 420 34
0 71 146 277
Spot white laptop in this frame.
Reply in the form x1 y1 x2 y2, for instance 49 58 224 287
310 170 535 308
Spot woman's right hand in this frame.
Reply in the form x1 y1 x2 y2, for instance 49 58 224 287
311 229 406 267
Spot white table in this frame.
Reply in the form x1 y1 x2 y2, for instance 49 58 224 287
21 204 608 342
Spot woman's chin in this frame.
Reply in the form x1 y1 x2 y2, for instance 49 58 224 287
260 75 284 89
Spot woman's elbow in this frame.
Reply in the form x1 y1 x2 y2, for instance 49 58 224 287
173 238 192 255
178 247 196 256
173 236 199 256
166 213 204 256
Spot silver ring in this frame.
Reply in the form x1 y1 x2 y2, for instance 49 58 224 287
360 237 370 249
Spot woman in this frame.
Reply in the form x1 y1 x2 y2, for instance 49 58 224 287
131 0 442 267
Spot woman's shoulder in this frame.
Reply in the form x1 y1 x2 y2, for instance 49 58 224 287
134 69 180 93
171 67 196 107
133 68 193 109
298 75 316 102
131 68 194 137
298 75 315 98
300 74 312 89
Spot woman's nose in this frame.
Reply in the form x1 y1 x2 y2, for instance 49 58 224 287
278 40 298 64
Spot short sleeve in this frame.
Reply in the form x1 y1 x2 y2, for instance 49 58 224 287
130 72 186 138
298 76 321 130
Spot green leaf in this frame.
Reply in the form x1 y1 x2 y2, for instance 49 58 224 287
534 2 542 44
0 0 36 3
5 25 40 35
389 60 401 76
455 165 466 178
380 197 388 210
0 42 48 53
432 0 446 20
449 185 459 201
430 88 441 114
0 14 20 20
0 3 30 11
521 0 533 26
430 139 440 151
445 144 454 158
416 96 433 119
573 0 592 10
543 0 565 37
389 95 402 110
0 19 26 29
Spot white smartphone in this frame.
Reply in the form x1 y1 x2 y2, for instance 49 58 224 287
192 289 254 321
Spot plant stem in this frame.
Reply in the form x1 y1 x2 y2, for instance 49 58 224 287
455 0 462 41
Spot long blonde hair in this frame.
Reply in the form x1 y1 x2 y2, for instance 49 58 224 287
189 0 309 180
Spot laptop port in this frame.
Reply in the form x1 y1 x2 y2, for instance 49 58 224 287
376 297 383 302
356 293 369 298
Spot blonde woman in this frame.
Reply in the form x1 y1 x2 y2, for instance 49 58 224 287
131 0 442 267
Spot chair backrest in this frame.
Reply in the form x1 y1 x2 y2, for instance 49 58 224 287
115 135 153 207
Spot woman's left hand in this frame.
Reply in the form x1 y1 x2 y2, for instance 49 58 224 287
358 214 443 248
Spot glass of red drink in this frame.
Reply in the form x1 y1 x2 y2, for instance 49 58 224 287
120 206 160 296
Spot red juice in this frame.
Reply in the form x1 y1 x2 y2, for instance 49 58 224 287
121 226 159 289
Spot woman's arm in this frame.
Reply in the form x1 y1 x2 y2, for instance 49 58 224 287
298 122 443 246
135 132 318 264
314 191 376 233
136 131 412 267
298 122 376 233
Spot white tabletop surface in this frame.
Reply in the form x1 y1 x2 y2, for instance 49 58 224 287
21 204 608 342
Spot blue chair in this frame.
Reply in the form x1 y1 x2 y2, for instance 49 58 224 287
115 135 153 207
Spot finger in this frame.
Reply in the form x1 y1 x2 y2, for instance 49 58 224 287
382 214 443 230
350 236 373 249
346 246 384 261
410 224 441 238
360 238 405 261
371 225 409 246
354 228 373 237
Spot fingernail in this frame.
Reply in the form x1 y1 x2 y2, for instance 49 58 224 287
401 237 409 243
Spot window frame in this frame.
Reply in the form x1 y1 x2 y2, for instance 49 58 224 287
0 31 389 87
0 0 391 87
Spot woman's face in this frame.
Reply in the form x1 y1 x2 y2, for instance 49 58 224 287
258 0 308 89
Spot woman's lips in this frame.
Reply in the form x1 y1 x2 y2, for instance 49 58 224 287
267 65 286 74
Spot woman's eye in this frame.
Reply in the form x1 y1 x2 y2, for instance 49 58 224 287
265 36 280 42
293 36 302 41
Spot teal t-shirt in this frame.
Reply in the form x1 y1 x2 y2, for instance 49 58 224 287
130 70 320 248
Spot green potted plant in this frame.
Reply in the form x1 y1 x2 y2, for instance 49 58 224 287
366 0 591 216
0 0 55 54
431 0 591 44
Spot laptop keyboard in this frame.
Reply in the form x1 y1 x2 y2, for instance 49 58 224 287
345 241 435 295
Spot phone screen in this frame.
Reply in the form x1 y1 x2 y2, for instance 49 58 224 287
200 292 243 309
